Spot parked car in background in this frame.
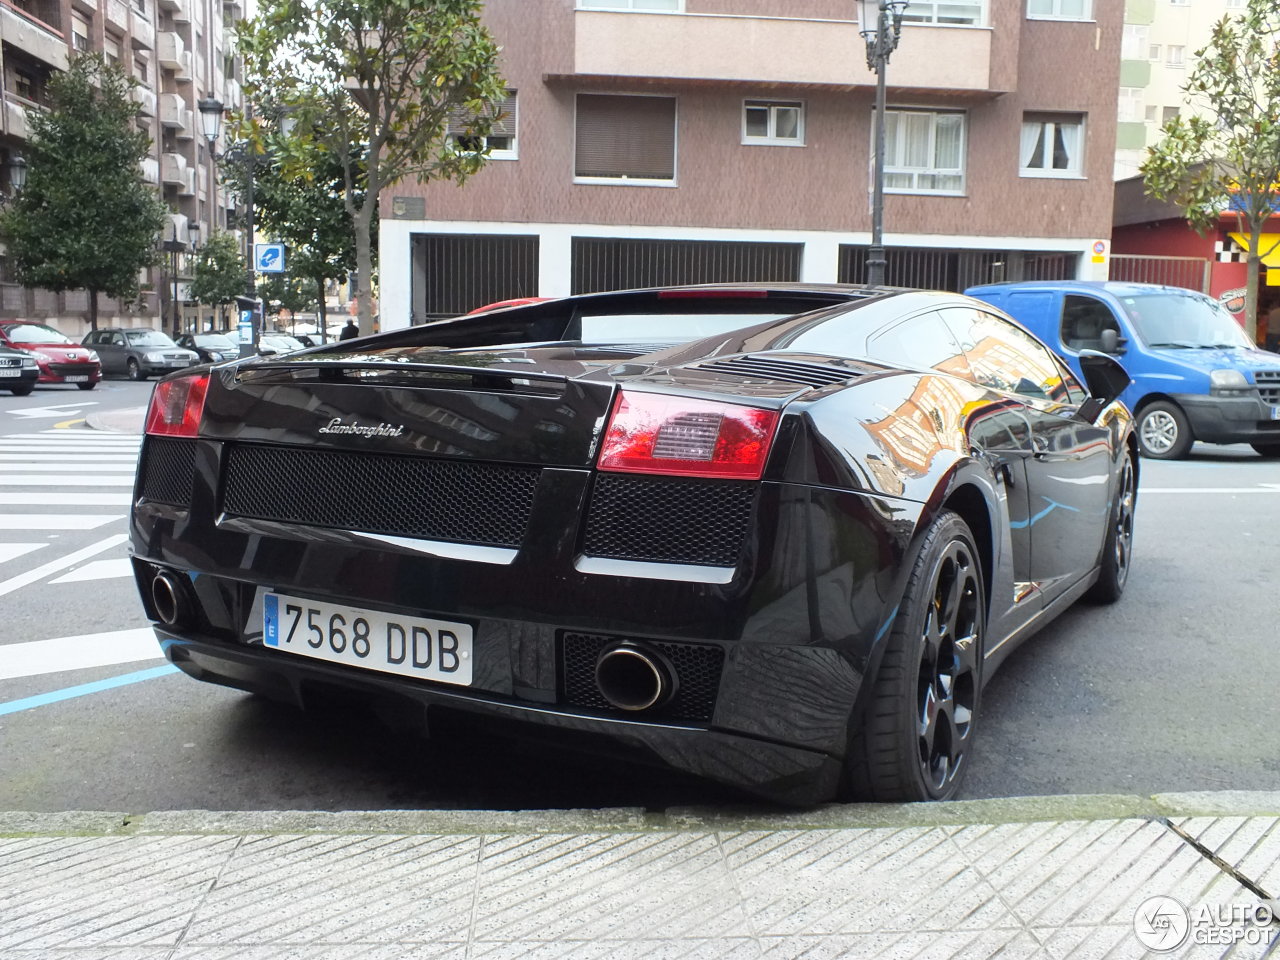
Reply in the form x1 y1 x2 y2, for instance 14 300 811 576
176 333 241 364
131 284 1136 805
0 322 101 389
82 328 198 381
259 334 307 356
0 343 39 395
967 281 1280 459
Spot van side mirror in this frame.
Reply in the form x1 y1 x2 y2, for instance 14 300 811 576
1076 349 1131 417
1099 328 1126 355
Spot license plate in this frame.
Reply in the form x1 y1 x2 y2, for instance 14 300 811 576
0 368 19 377
64 375 89 382
1271 406 1280 421
263 593 473 685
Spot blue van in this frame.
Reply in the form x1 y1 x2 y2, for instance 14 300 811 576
966 280 1280 459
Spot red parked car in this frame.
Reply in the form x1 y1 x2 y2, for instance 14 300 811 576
0 322 102 389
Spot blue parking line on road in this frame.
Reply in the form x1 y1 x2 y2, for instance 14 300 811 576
0 664 180 717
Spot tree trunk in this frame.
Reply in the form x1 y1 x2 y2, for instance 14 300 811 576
88 288 99 332
353 201 375 336
1245 227 1261 344
316 275 328 342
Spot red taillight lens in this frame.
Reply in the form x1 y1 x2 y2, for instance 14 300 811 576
598 390 780 480
144 374 209 437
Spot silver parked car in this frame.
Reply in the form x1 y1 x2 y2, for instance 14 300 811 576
83 328 198 381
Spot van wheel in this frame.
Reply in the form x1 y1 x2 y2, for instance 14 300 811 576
1136 401 1192 459
1251 443 1280 458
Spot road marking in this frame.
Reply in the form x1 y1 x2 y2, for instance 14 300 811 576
0 493 132 506
0 514 120 530
1141 487 1280 494
0 461 136 472
0 543 46 564
8 432 135 439
48 558 133 583
0 475 134 486
0 627 163 680
0 534 127 597
53 417 86 428
8 404 97 419
0 454 140 462
0 664 179 717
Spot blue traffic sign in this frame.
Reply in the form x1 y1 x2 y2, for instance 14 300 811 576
255 243 286 273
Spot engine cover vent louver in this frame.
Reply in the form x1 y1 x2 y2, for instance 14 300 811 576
694 355 860 389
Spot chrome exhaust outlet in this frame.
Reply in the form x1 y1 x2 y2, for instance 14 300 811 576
150 570 187 628
595 644 674 712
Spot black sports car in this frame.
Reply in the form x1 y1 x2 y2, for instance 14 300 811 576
130 285 1137 804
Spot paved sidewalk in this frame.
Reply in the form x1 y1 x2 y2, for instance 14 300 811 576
85 406 147 434
1 793 1278 959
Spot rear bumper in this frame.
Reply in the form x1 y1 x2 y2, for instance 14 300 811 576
154 625 844 805
1175 393 1280 444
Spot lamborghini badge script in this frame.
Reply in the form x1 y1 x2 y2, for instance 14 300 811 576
318 418 405 438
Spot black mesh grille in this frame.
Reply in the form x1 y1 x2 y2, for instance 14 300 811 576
222 444 540 548
562 632 725 723
583 474 755 566
139 437 196 506
1256 370 1280 405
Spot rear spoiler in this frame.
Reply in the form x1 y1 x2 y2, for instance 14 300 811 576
232 359 571 395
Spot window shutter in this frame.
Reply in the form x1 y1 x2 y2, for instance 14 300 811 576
575 94 675 180
447 91 517 137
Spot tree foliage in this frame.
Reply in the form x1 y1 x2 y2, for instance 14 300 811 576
1141 0 1280 341
190 231 247 324
237 0 506 334
0 55 167 330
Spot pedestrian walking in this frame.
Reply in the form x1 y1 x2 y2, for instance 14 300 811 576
339 319 359 341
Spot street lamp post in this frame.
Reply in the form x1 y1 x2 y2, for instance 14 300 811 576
858 0 909 288
161 222 185 336
5 154 27 198
197 95 259 351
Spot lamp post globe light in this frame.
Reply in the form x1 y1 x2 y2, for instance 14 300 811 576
7 154 27 196
859 0 909 288
197 95 259 351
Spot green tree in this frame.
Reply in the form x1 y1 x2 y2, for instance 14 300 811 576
190 231 247 329
238 0 506 334
0 55 167 331
258 271 316 328
226 127 364 341
1140 0 1280 342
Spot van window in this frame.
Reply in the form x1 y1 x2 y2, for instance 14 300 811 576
1061 295 1120 352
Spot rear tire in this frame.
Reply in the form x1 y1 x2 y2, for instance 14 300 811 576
1087 449 1136 604
1136 401 1192 459
1250 443 1280 458
840 510 985 803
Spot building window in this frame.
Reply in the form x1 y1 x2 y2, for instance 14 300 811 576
1020 113 1084 178
1167 45 1185 67
883 109 965 194
104 34 122 66
14 69 38 102
575 94 676 184
1144 105 1157 123
1028 0 1091 20
901 2 984 26
448 90 519 160
1225 0 1244 7
72 12 91 53
1117 87 1143 123
1149 44 1161 61
742 100 804 146
135 58 148 83
576 0 682 10
1162 106 1180 124
1121 24 1147 59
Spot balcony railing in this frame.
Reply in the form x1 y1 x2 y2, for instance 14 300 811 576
130 8 154 49
140 156 160 184
0 5 70 69
133 86 157 117
156 30 185 69
161 151 188 186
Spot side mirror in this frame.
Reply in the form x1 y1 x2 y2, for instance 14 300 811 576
1077 348 1131 407
1099 328 1124 355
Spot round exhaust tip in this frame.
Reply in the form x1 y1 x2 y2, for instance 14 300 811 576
151 571 185 628
595 645 673 712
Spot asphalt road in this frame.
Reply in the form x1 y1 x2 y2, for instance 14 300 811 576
0 379 1276 811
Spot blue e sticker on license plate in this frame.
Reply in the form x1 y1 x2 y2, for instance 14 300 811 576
262 592 473 686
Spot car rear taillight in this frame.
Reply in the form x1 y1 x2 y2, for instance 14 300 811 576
598 390 780 480
144 374 209 437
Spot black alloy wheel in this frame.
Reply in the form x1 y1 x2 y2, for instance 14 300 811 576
126 358 144 381
842 510 984 802
1087 449 1136 604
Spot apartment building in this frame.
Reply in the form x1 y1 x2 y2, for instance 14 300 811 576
1115 0 1247 181
0 0 244 332
380 0 1123 328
